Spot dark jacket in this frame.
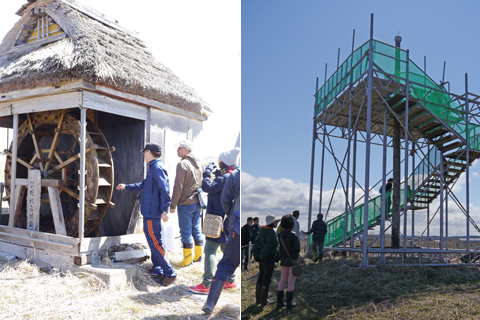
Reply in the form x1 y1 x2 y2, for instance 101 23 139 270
125 158 171 219
305 218 327 243
278 229 300 267
221 169 240 232
202 169 231 244
253 226 279 261
250 224 260 244
241 223 251 247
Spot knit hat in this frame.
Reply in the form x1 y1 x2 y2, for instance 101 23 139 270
219 147 240 166
177 140 193 152
265 214 279 226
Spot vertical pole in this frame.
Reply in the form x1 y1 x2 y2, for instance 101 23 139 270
465 73 470 252
403 50 410 250
79 107 86 240
307 78 319 254
343 98 351 248
439 151 444 260
8 114 19 227
380 106 387 262
445 190 448 250
146 107 151 143
319 65 328 211
392 34 402 249
427 204 430 248
411 143 415 247
360 13 374 268
350 131 357 247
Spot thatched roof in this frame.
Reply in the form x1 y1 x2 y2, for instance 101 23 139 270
0 0 212 117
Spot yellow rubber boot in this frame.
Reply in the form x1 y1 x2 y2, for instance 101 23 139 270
194 240 203 262
194 245 203 262
177 245 193 267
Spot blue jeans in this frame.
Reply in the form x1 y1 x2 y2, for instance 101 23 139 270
177 202 203 244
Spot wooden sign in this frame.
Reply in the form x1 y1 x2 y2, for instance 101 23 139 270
26 170 41 231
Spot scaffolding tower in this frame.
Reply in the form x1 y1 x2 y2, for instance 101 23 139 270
308 15 480 267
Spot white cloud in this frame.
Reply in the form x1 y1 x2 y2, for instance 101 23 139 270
242 172 477 237
242 172 380 232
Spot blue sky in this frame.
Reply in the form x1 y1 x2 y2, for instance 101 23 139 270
241 1 480 236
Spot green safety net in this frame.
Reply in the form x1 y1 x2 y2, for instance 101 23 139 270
313 40 480 247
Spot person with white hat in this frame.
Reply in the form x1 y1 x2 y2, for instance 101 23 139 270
170 140 205 267
252 214 280 306
189 147 240 294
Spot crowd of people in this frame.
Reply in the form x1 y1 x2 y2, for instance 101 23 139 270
116 141 240 315
243 210 327 310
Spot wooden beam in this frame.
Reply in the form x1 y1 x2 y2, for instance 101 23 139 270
58 185 97 210
11 186 26 227
4 150 34 170
47 145 96 175
44 110 66 171
15 179 63 187
27 114 45 170
47 187 67 236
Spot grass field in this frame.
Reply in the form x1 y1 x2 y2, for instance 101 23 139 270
0 248 240 320
241 256 480 319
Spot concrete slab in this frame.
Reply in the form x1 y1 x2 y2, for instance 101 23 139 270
74 262 137 288
0 251 16 261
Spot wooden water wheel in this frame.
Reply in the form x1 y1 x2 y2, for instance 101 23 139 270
4 110 115 237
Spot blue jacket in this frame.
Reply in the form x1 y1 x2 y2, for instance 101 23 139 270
221 169 240 233
125 158 171 219
202 169 231 244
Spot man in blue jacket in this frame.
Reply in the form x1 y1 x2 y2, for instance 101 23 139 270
116 143 177 286
203 168 240 315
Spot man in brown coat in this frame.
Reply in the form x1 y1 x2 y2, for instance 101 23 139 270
170 140 205 266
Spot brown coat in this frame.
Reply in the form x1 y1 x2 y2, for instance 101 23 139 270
170 154 204 209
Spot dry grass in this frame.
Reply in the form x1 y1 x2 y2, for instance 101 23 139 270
0 248 240 320
241 256 480 319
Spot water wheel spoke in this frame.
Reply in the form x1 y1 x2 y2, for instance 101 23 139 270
27 114 45 170
58 185 97 210
54 151 63 164
44 110 66 171
47 145 96 176
4 150 33 170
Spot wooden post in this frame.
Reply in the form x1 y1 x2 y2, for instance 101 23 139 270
26 170 41 231
47 187 67 236
13 186 26 227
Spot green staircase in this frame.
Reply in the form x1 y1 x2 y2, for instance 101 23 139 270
315 40 480 248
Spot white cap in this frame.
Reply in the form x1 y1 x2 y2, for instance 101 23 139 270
177 140 193 152
219 147 240 166
265 214 279 226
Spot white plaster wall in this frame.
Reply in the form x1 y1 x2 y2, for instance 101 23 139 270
149 108 205 251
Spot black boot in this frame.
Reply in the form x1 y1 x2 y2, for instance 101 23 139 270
276 290 284 309
260 285 270 306
255 283 262 305
286 291 295 309
202 278 225 315
318 254 324 262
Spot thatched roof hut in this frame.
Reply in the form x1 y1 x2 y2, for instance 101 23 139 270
0 0 212 118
